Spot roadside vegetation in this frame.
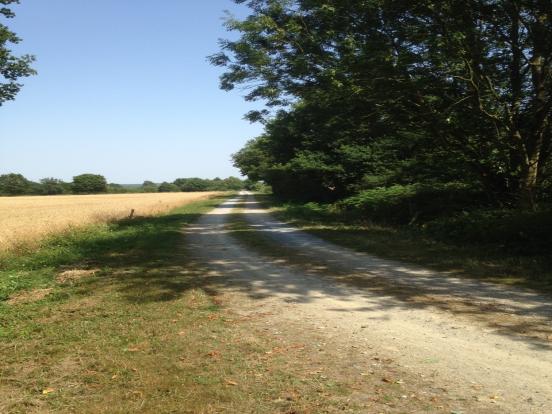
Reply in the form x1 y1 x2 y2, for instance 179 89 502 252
0 195 287 413
255 193 552 293
211 0 552 291
0 195 438 413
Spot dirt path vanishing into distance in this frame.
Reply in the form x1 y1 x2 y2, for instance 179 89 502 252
184 193 552 413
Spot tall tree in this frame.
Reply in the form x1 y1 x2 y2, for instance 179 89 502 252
214 0 552 208
0 0 36 105
0 172 29 194
72 174 108 194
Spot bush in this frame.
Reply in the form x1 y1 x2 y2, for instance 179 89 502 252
423 208 552 254
339 183 488 224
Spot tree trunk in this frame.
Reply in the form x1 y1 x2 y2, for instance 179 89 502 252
519 153 539 210
517 1 551 210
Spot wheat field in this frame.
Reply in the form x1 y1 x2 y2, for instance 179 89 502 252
0 192 220 251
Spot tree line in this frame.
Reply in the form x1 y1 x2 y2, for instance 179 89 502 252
213 0 552 210
0 173 248 196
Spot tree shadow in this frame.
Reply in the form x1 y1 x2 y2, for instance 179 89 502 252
49 194 552 353
50 195 234 304
217 196 552 352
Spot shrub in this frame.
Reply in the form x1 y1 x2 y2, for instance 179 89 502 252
338 183 488 224
423 208 552 254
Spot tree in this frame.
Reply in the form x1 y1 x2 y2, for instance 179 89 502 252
173 177 210 192
141 180 158 193
0 0 36 105
221 176 245 191
107 183 128 193
214 0 552 208
158 182 180 192
72 174 107 194
40 177 66 195
0 172 30 195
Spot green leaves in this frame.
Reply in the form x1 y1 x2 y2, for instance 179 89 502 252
0 0 35 105
217 0 552 207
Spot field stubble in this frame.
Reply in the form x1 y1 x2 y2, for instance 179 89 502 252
0 192 220 252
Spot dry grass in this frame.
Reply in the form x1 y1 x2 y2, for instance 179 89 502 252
0 192 219 251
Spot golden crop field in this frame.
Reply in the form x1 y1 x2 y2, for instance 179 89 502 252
0 192 220 251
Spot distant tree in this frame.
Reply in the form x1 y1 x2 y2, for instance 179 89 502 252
158 182 180 192
141 180 158 193
0 0 36 105
173 177 210 192
173 176 245 191
40 177 66 195
0 173 30 195
72 174 107 194
221 176 245 191
107 183 128 194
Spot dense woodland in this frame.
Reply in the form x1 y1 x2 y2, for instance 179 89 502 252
213 0 552 211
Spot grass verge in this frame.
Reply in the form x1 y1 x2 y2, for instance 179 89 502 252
254 195 552 293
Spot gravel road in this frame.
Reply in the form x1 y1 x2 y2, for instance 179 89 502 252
184 193 552 413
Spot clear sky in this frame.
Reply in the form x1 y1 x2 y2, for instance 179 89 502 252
0 0 263 183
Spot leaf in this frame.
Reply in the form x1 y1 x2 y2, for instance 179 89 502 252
42 388 55 395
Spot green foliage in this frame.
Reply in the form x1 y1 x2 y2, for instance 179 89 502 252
243 179 270 192
107 183 128 194
71 174 107 194
0 0 36 105
173 177 211 192
40 177 67 195
0 174 247 197
217 0 552 209
423 208 552 255
173 177 246 192
216 176 244 191
339 184 490 224
158 182 180 192
141 180 158 193
268 195 552 289
0 173 30 195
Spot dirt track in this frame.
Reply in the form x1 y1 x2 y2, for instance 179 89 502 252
185 193 552 413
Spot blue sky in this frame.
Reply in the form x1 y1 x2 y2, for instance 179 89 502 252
0 0 263 183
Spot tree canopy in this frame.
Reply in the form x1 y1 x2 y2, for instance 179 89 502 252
72 174 108 194
214 0 552 208
0 0 36 105
0 173 30 195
